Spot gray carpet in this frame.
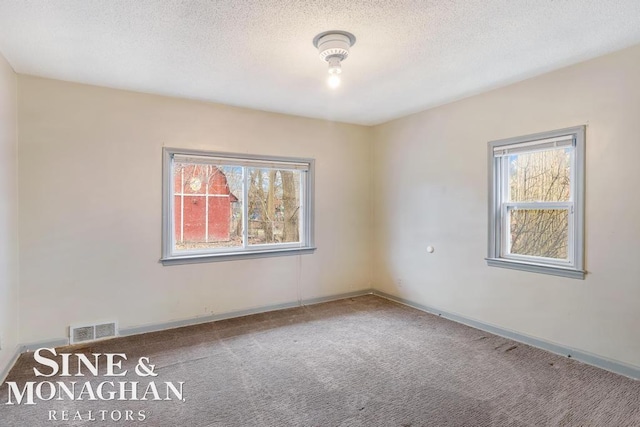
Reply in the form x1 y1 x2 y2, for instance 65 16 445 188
1 295 639 426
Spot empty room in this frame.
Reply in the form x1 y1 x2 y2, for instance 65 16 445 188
1 1 639 426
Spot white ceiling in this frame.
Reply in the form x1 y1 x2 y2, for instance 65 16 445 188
1 1 640 125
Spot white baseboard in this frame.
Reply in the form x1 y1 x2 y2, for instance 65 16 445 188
374 290 640 380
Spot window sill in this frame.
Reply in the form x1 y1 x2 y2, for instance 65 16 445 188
161 247 317 266
486 258 585 279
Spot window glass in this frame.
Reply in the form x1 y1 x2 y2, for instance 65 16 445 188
508 208 569 259
173 163 243 252
247 168 301 245
508 148 571 202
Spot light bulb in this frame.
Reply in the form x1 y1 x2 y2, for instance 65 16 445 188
327 74 341 89
328 57 342 75
326 56 342 88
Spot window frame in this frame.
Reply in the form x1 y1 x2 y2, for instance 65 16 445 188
161 147 316 265
486 126 586 279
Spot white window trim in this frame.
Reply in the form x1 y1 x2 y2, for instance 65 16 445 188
486 126 586 279
161 148 316 265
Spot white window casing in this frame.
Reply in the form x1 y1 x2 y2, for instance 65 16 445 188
487 126 586 279
161 148 316 265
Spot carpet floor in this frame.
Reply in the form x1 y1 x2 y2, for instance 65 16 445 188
1 295 639 426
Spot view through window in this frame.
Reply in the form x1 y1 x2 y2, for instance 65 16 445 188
162 149 314 263
506 146 572 260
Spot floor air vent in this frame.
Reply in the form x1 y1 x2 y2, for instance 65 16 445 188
70 321 118 344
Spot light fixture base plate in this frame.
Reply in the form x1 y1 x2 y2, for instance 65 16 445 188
312 30 356 48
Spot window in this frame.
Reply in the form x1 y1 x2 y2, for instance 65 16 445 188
487 126 585 279
161 148 315 264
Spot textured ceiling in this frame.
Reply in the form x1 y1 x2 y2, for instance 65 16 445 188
1 1 640 125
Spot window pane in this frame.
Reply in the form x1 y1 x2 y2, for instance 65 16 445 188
173 163 243 252
247 168 301 245
509 209 569 259
508 147 571 202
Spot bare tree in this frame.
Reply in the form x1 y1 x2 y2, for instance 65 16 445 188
248 169 301 243
509 148 570 258
281 170 299 242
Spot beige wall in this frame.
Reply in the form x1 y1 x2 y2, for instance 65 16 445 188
17 76 372 344
0 52 19 376
13 43 640 370
372 44 640 367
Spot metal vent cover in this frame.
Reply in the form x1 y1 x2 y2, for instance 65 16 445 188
95 322 116 339
71 326 95 344
70 321 118 344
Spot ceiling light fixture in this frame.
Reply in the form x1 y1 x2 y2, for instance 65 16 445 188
313 30 356 89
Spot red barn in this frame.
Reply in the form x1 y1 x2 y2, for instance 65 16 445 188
174 164 238 245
